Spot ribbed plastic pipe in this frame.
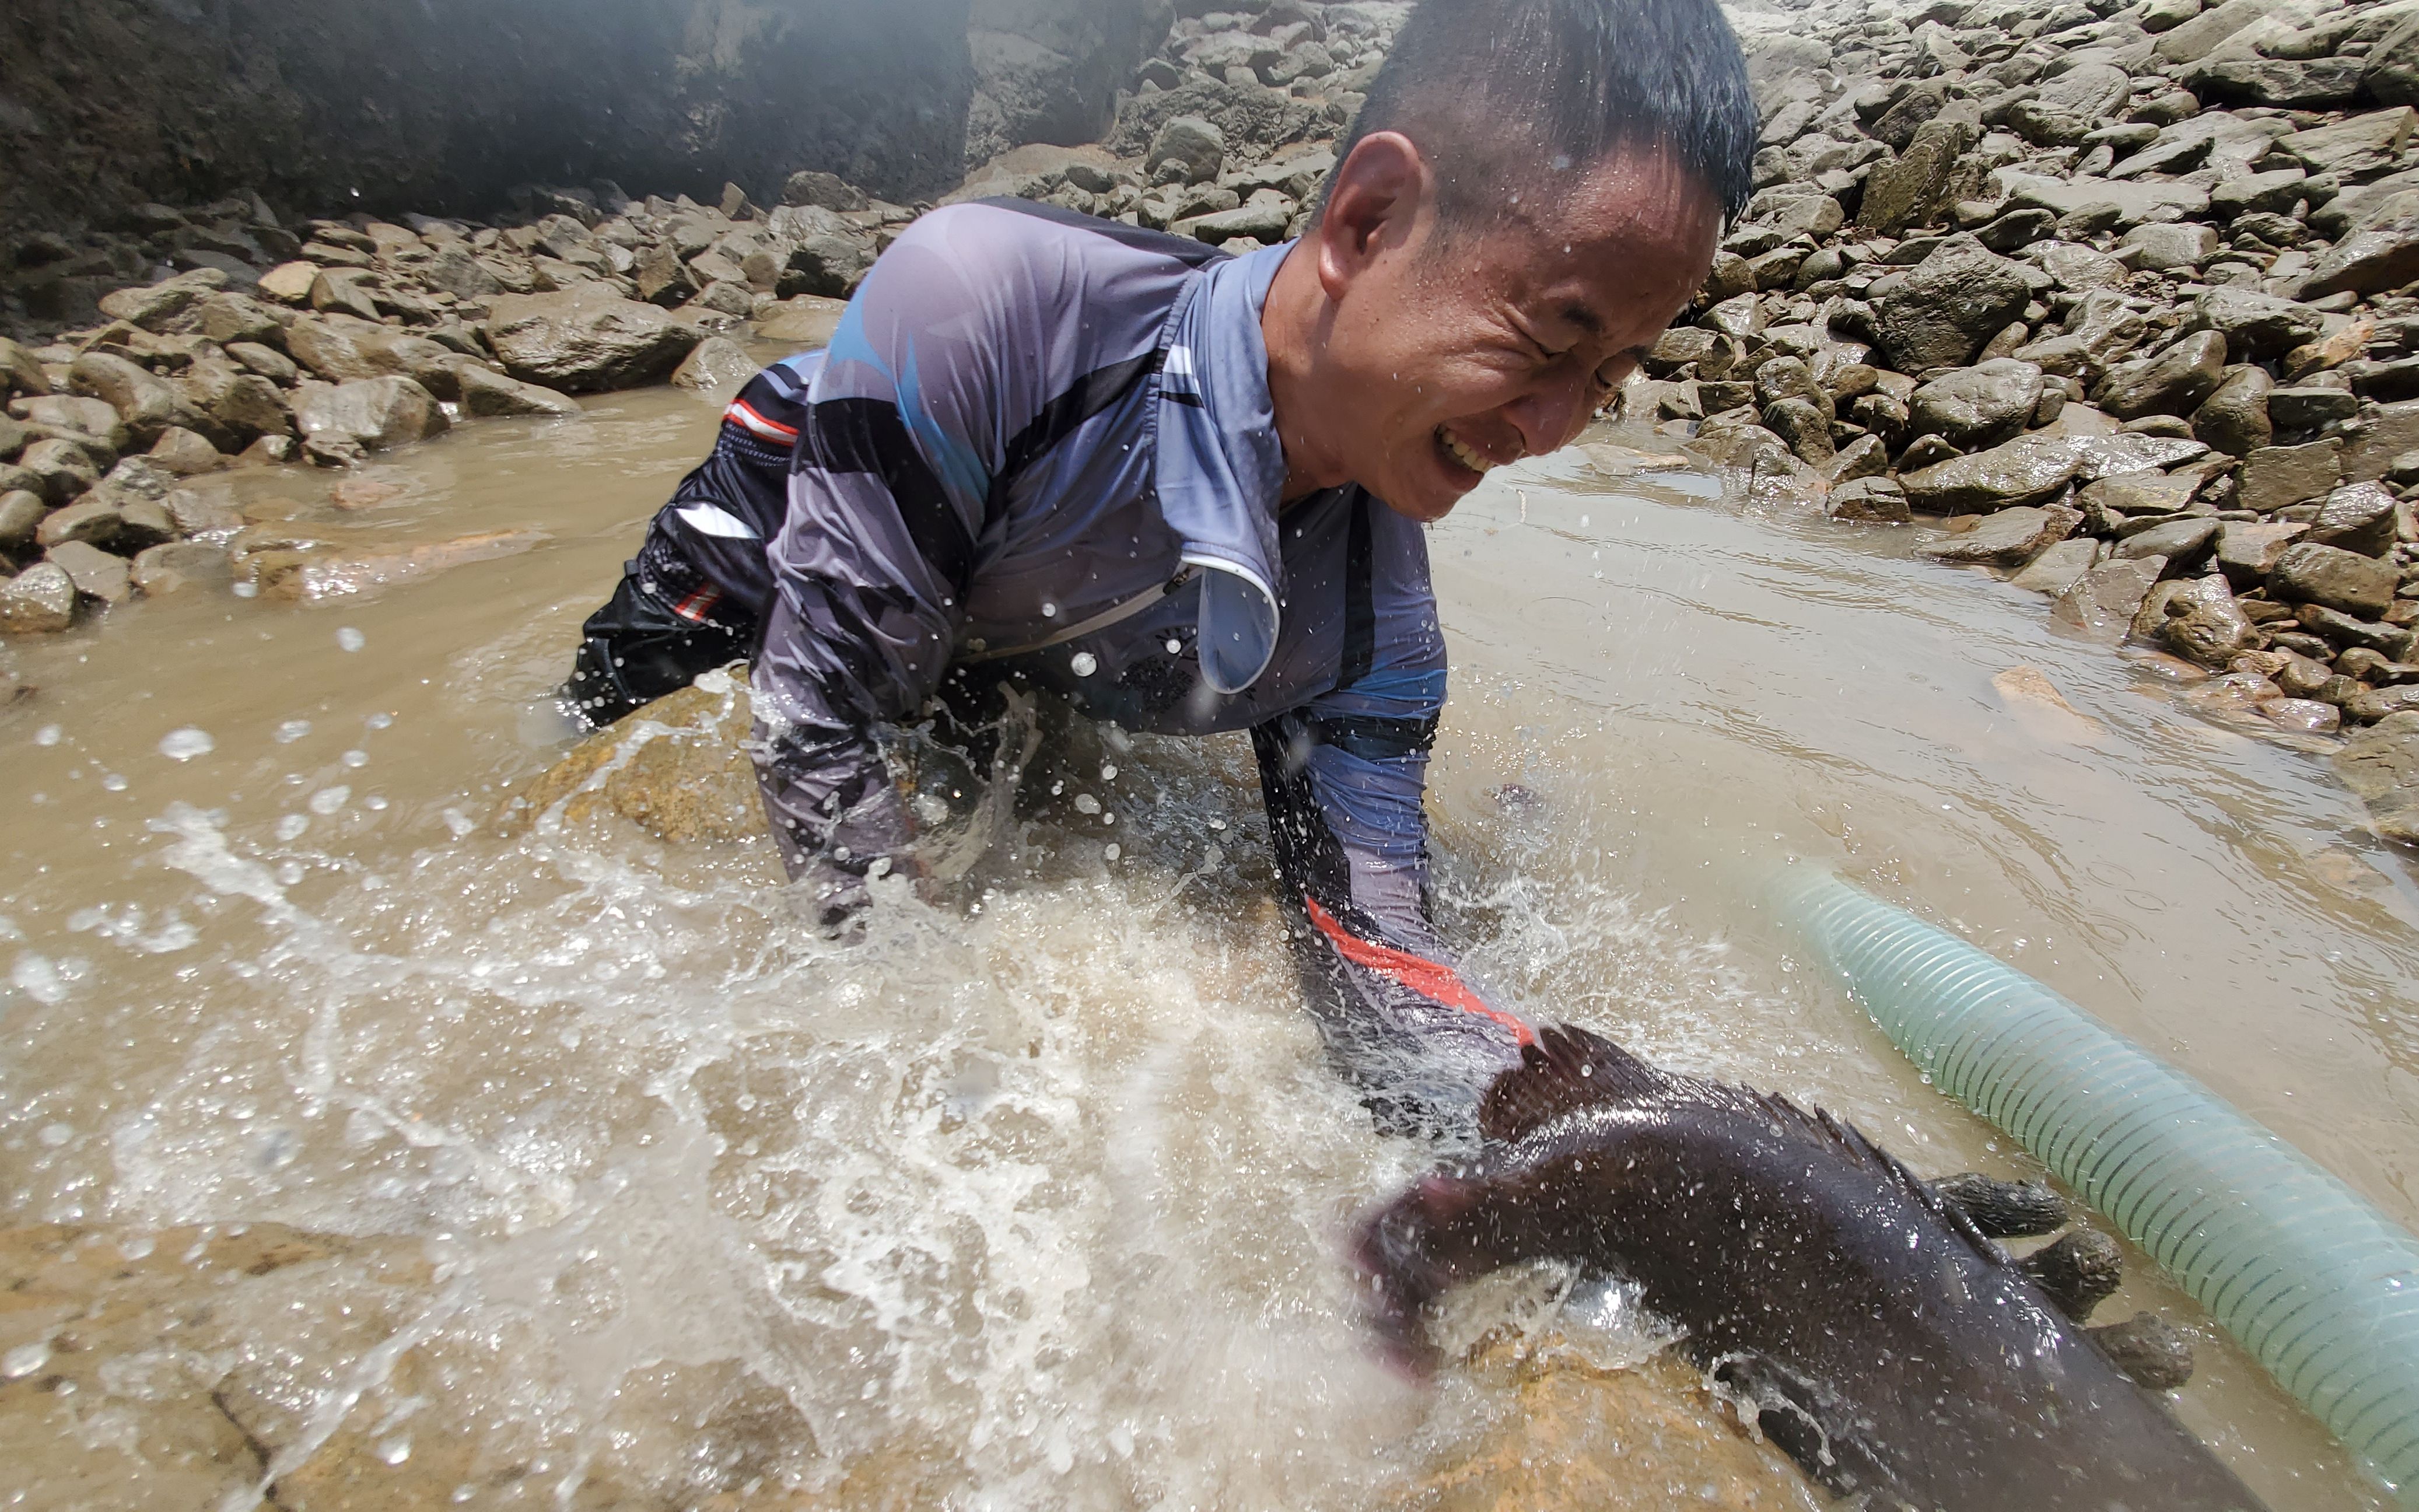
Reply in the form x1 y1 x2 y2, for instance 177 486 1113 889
1776 869 2419 1508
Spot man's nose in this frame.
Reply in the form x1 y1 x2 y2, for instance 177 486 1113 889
1502 376 1592 457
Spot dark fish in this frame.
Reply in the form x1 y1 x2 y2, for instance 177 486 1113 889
1353 1025 2271 1512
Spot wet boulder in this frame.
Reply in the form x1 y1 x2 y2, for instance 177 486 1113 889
2189 289 2323 360
2239 438 2343 512
1147 115 1227 184
482 288 706 394
1916 502 2084 567
94 268 229 333
2337 710 2419 842
2192 366 2274 457
496 667 766 846
453 365 582 419
67 352 205 449
2268 540 2399 617
2309 481 2400 557
1909 360 2045 451
1871 239 2035 374
292 377 450 458
2093 331 2228 421
0 562 77 633
2301 191 2419 300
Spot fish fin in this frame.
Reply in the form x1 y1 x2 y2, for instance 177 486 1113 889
1478 1023 1668 1143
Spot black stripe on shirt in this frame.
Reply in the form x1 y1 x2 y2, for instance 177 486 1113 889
1339 491 1375 688
990 349 1161 517
804 397 977 591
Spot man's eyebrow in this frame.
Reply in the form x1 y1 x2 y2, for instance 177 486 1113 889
1559 302 1606 336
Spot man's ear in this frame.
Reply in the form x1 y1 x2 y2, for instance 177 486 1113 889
1315 131 1428 303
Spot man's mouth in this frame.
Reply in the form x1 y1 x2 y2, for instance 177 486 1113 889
1436 425 1494 479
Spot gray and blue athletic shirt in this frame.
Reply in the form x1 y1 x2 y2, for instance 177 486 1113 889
644 198 1532 1121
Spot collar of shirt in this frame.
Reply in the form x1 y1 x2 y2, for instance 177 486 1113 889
1153 238 1293 695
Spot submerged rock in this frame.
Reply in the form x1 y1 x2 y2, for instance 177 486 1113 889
497 666 766 846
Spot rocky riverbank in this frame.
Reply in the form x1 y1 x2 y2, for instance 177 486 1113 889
1624 0 2419 845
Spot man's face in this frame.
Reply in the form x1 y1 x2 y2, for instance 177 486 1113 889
1307 139 1723 523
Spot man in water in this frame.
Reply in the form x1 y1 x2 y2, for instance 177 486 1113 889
563 0 1754 1128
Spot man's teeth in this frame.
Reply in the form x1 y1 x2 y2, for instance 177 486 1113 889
1438 427 1492 475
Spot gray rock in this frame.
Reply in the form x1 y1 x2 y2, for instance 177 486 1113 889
94 268 229 333
0 337 50 398
2119 222 2218 273
2215 519 2309 584
2010 63 2133 146
1872 239 2034 374
454 364 583 419
2210 167 2311 222
2056 555 2169 636
1902 431 2209 514
2093 331 2228 420
670 336 756 394
0 562 76 633
2337 710 2419 838
146 427 226 476
2239 438 2344 511
2190 289 2322 360
779 230 877 299
225 341 299 386
2309 481 2400 556
1997 170 2210 225
2189 55 2362 108
67 352 202 449
15 437 101 504
1827 476 1910 523
45 540 132 605
1174 197 1295 244
1859 118 1979 235
129 541 234 596
2300 190 2419 300
2193 366 2274 456
2153 0 2297 64
0 490 45 554
293 377 450 455
2269 540 2399 616
2010 536 2101 595
1909 359 2045 450
1916 502 2084 566
2036 242 2128 292
2367 15 2419 109
2299 603 2417 659
2280 108 2417 177
2341 398 2419 482
1149 116 1227 184
782 170 869 212
174 359 287 448
2116 516 2221 566
2083 469 2203 521
483 288 706 393
11 396 125 449
309 268 383 323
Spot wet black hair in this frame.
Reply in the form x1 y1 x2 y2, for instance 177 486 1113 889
1325 0 1759 228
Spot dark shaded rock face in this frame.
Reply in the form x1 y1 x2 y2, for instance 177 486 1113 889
0 0 981 229
966 0 1178 164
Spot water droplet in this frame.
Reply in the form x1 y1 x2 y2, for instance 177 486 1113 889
1209 817 1227 831
1104 843 1121 861
309 785 351 816
1069 650 1098 677
276 814 309 842
1100 764 1118 781
33 724 61 747
1 1342 51 1380
101 772 128 792
336 626 366 652
377 1436 413 1466
38 1123 72 1147
366 712 394 730
158 727 213 761
342 750 369 768
1074 793 1101 815
275 720 312 743
1040 601 1059 618
1165 639 1182 654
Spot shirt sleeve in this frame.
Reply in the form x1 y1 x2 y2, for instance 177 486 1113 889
750 212 1022 897
1249 496 1532 1133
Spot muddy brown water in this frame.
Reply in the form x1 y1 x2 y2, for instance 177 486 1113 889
1 355 2413 1510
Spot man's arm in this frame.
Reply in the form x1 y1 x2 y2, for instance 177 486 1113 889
750 216 1016 910
1249 497 1531 1134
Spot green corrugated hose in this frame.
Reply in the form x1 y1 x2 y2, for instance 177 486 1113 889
1776 869 2419 1508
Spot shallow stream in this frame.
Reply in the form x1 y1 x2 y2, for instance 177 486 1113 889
2 366 2414 1510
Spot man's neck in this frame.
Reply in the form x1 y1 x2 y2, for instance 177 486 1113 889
1262 240 1347 505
